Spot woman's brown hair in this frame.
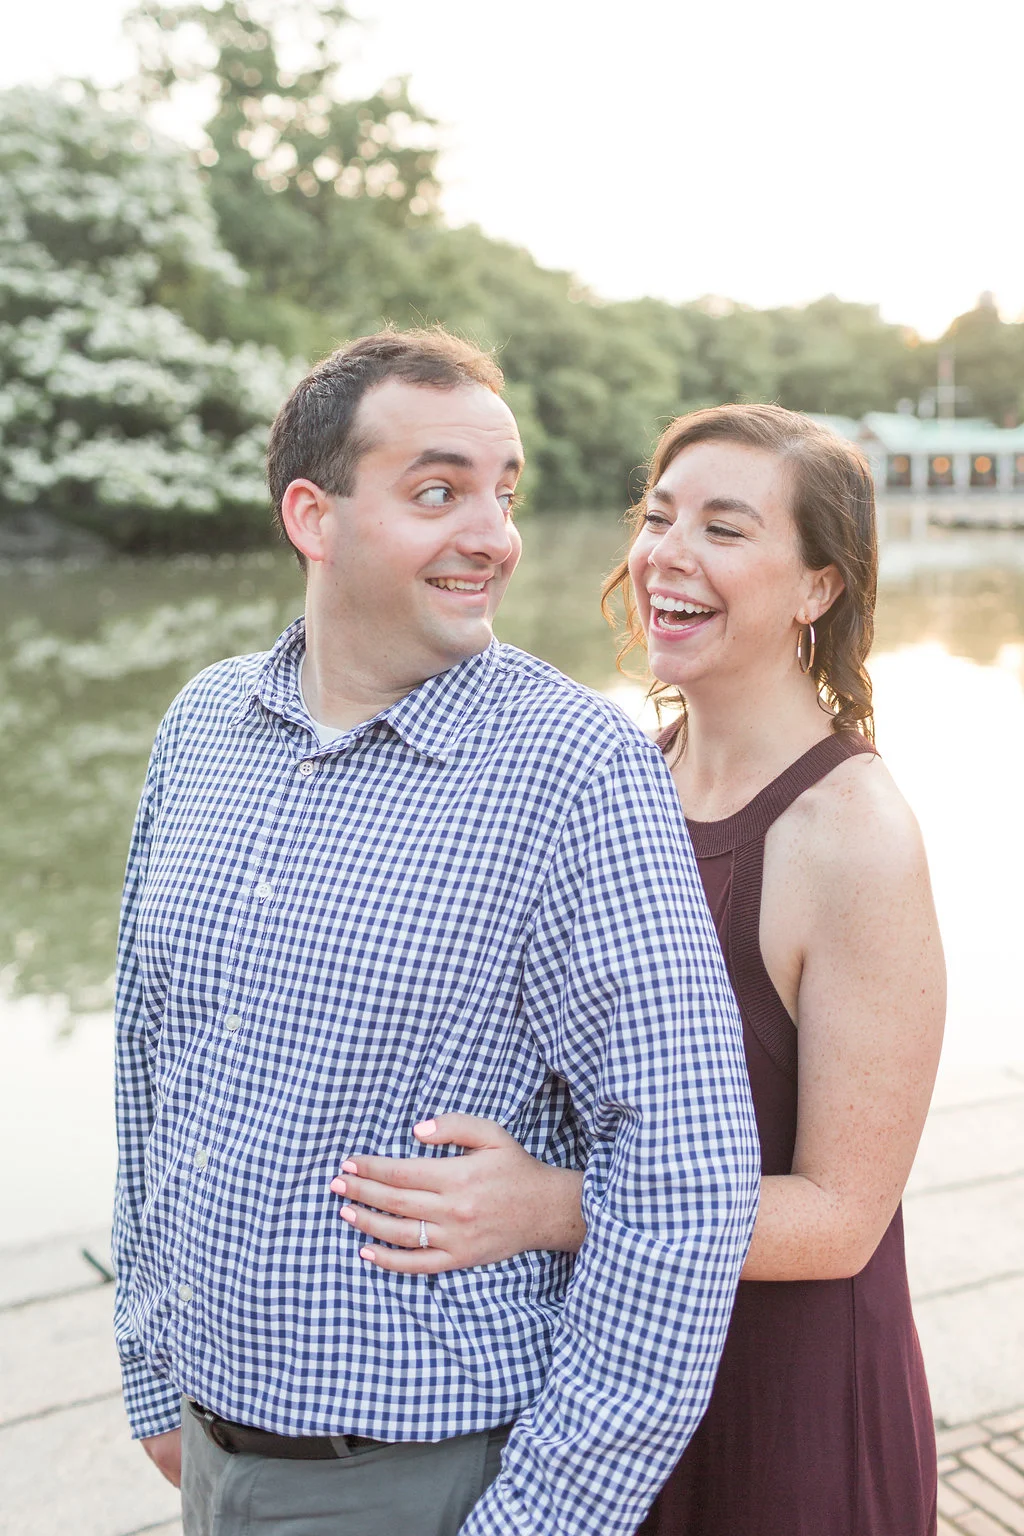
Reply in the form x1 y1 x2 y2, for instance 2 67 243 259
602 403 878 751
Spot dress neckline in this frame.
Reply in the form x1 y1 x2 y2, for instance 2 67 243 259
676 732 876 858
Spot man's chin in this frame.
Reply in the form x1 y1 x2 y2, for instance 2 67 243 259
429 619 495 670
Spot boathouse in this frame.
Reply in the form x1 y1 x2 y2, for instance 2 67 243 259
849 414 1024 492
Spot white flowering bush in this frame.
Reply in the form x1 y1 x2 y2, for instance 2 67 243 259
0 84 298 539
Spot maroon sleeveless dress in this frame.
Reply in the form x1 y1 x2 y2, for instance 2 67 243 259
640 732 937 1536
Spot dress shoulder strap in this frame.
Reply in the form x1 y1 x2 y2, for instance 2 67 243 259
685 732 876 858
688 732 875 1080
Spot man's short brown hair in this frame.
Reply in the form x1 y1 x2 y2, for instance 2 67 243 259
266 327 505 565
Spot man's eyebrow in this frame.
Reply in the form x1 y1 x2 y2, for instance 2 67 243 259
404 449 524 476
703 496 764 526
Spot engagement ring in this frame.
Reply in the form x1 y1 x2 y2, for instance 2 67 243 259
418 1220 430 1249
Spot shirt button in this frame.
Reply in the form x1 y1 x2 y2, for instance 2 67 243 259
193 1148 209 1169
298 760 316 779
178 1283 194 1304
224 1014 242 1034
255 881 274 900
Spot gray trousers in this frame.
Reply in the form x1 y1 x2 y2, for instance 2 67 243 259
180 1399 510 1536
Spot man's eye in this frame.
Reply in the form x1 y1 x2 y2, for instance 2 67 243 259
497 492 517 514
417 486 453 507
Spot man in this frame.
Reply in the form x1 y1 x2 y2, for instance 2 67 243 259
113 327 760 1536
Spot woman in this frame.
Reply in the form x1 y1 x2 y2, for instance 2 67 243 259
330 404 945 1536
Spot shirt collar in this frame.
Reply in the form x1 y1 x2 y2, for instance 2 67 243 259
237 616 503 762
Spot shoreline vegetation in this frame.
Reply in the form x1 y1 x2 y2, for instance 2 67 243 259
4 1 1024 553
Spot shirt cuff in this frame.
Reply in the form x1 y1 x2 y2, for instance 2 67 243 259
120 1355 183 1440
460 1476 534 1536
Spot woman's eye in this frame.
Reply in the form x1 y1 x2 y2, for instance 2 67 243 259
417 486 453 507
708 523 743 539
643 512 669 529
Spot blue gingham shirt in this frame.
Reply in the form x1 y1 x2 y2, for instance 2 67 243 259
113 618 759 1536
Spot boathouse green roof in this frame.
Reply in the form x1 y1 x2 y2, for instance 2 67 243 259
860 413 1024 455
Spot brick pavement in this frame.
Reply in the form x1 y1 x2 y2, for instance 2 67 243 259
936 1409 1024 1536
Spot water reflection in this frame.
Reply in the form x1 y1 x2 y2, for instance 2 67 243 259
0 557 301 1013
0 508 1022 1017
2 508 1024 1243
877 533 1024 671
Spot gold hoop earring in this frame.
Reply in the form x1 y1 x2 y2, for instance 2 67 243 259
797 622 816 674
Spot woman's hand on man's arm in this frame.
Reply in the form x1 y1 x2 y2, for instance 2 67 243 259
330 1114 587 1273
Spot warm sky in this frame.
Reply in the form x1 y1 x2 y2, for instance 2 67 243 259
4 0 1022 338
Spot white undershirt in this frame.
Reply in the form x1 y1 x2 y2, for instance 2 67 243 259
299 658 349 747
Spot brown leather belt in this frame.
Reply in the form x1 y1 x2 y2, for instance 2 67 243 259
186 1398 388 1459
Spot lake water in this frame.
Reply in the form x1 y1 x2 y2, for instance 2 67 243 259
2 502 1023 1243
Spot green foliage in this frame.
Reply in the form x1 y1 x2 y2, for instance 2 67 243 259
7 0 1024 536
0 83 297 542
128 1 437 220
127 0 440 346
942 299 1024 426
121 0 1024 517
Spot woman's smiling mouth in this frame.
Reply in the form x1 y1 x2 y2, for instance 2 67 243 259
649 592 719 632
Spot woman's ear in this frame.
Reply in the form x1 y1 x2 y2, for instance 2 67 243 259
280 478 334 565
803 563 845 624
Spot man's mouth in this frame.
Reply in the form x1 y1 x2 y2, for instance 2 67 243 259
426 577 489 593
649 593 719 631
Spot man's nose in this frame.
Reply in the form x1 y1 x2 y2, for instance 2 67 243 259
457 497 516 564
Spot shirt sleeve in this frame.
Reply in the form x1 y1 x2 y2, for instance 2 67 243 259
111 733 182 1439
460 737 761 1536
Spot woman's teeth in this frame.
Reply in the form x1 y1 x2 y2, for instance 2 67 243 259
650 595 716 626
428 578 487 591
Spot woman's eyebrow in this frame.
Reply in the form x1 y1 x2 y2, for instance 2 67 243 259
703 496 765 526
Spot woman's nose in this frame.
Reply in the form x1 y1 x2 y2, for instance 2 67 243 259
650 527 699 575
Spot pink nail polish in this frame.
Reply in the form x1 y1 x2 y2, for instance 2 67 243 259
340 1206 356 1222
360 1248 375 1262
414 1119 437 1136
341 1160 358 1174
331 1179 346 1194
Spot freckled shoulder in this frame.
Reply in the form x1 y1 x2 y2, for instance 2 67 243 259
770 749 928 893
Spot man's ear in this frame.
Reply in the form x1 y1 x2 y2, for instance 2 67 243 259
280 479 335 565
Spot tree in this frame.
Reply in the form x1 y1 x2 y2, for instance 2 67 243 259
0 84 296 544
120 3 959 514
940 298 1024 425
765 296 930 419
125 0 440 349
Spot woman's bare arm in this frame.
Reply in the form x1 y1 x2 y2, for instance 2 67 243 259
741 772 945 1280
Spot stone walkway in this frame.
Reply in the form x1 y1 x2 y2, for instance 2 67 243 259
1 1063 1021 1535
937 1410 1024 1535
